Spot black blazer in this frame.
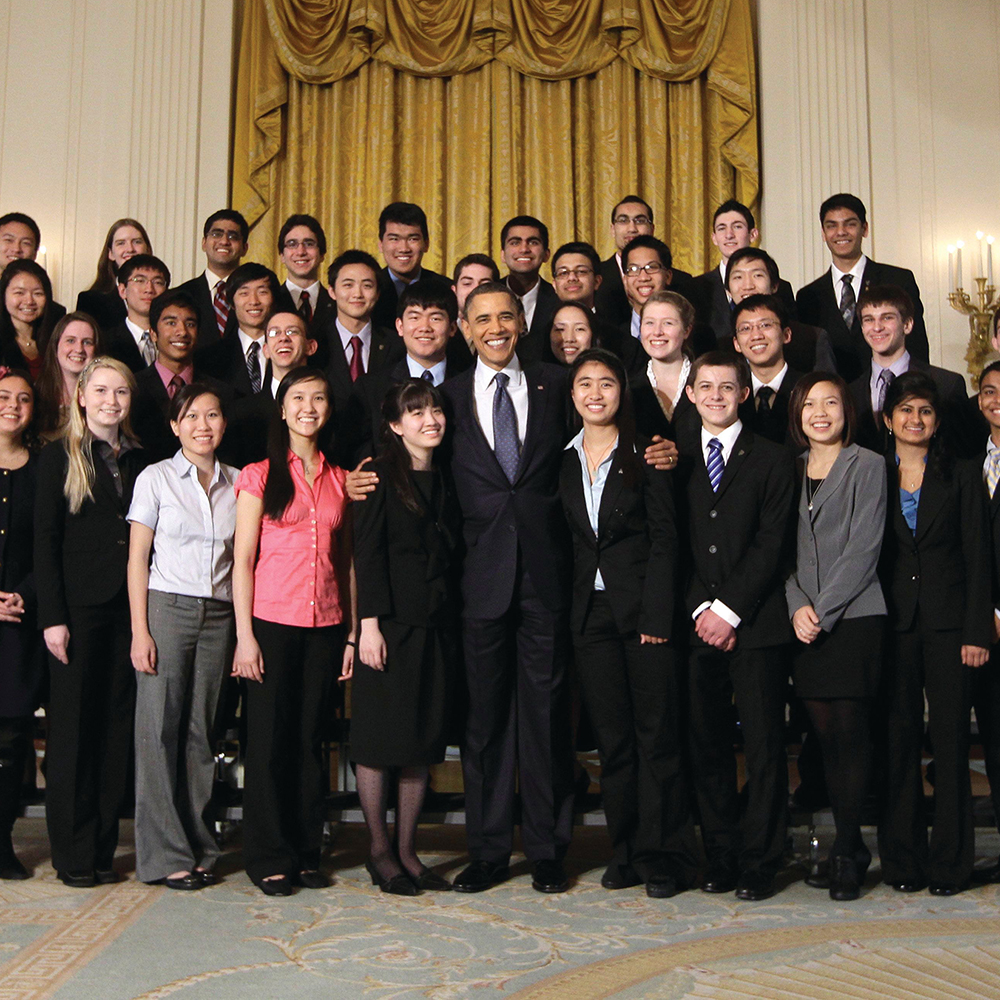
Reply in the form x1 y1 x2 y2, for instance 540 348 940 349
677 425 795 647
174 272 230 348
372 266 451 332
981 448 1000 614
34 440 146 627
737 367 803 447
274 282 338 371
848 358 975 456
196 330 276 399
512 277 560 366
218 387 276 469
632 376 699 446
441 362 572 619
322 322 404 422
102 322 147 375
595 255 631 328
878 455 991 646
560 441 676 639
795 259 929 381
353 459 460 627
75 288 125 332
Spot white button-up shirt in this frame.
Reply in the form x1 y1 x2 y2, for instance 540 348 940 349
473 355 528 449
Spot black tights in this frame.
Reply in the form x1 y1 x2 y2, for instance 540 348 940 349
804 697 873 861
355 764 430 879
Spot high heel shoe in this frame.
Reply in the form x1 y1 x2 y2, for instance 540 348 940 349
366 857 419 896
409 866 452 891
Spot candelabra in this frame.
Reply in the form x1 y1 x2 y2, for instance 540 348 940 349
947 234 999 386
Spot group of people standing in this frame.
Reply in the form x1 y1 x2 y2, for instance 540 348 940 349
0 191 998 906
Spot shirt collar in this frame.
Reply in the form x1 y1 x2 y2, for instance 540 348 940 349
508 275 540 308
171 448 230 488
388 267 421 289
154 361 193 391
406 354 447 384
286 278 321 304
751 362 788 395
474 354 523 392
205 268 229 290
125 316 146 341
871 351 910 382
237 328 263 356
701 418 743 455
988 436 1000 460
564 427 620 465
287 448 327 477
336 317 372 349
831 253 867 285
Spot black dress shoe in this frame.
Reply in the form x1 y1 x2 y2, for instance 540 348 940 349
58 870 96 888
929 881 966 896
532 859 569 893
735 870 776 901
297 869 331 890
165 872 204 891
828 856 860 901
409 867 452 891
452 860 509 893
601 863 642 890
366 858 420 896
886 878 927 893
701 864 738 894
645 871 679 899
258 875 294 896
95 869 121 885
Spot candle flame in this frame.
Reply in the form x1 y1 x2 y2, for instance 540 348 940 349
947 245 956 253
957 240 965 249
977 231 985 240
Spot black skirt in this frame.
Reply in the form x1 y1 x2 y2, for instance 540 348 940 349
793 614 885 699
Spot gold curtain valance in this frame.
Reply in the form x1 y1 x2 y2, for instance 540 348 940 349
262 0 733 82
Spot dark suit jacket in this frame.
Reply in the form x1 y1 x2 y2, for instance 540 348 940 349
689 267 797 346
196 330 274 399
509 277 559 366
274 282 337 370
218 387 276 469
878 455 991 646
372 266 451 332
981 447 1000 612
323 323 404 424
174 272 230 348
76 289 124 332
441 362 572 619
632 376 699 445
560 442 677 639
795 259 929 381
737 367 803 447
103 321 147 374
34 439 146 627
677 425 795 647
848 357 975 457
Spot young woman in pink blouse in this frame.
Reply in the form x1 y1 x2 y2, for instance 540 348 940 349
232 368 355 896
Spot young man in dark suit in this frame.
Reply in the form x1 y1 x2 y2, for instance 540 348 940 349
550 241 627 359
274 214 333 364
372 202 451 331
500 215 559 365
104 255 170 373
796 194 928 381
174 210 250 349
679 350 795 901
847 285 972 455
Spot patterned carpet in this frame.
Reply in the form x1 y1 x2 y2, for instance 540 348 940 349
2 821 1000 999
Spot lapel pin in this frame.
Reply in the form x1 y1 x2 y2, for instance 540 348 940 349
537 385 544 390
738 449 745 456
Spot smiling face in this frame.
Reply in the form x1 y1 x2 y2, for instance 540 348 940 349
501 226 548 277
57 320 98 377
379 222 426 279
733 307 790 371
552 253 601 308
822 207 868 266
640 300 690 363
79 366 131 434
463 290 522 370
330 263 379 323
549 304 593 365
231 278 273 335
800 380 845 448
396 303 454 365
4 271 46 326
727 257 776 302
171 392 225 457
885 395 938 448
571 360 621 429
711 210 758 262
0 222 37 266
280 224 322 283
860 302 912 362
281 377 330 439
108 225 149 269
979 370 1000 432
390 402 446 456
263 312 315 374
0 375 33 441
202 220 247 273
623 247 669 310
151 304 198 366
685 364 748 434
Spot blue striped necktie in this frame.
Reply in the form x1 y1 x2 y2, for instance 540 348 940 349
707 437 724 492
493 372 520 482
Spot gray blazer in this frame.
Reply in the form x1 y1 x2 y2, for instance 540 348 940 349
785 443 887 630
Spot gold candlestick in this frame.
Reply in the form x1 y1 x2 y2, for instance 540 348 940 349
948 276 999 387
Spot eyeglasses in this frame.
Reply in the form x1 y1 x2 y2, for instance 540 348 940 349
624 262 663 276
283 239 318 251
553 266 594 279
266 327 306 338
207 228 242 241
613 214 651 227
127 275 167 289
735 319 780 336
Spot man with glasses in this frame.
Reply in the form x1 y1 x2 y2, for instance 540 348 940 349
620 235 675 344
176 210 251 348
105 254 171 372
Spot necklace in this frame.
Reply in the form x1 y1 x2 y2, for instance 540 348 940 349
583 436 615 477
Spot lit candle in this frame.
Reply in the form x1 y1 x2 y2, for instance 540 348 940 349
948 245 955 291
37 244 47 273
957 241 964 288
989 236 995 287
978 232 986 278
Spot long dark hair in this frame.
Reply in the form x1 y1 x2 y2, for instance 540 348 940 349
787 371 856 451
34 311 103 437
262 367 331 521
378 379 445 514
88 218 152 294
568 347 642 488
883 370 952 481
0 260 57 362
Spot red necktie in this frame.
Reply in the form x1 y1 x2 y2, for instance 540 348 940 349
299 289 313 324
167 375 185 400
213 281 229 336
349 335 365 381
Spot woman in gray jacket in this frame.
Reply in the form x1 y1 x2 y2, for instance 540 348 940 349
785 372 887 901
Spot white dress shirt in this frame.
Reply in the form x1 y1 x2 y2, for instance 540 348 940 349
285 278 321 311
473 355 528 449
751 362 788 397
830 253 868 305
125 316 147 352
693 419 744 629
203 268 229 296
508 276 540 331
335 317 372 371
237 328 265 374
405 354 447 386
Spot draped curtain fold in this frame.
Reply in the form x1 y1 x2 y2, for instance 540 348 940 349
233 0 758 276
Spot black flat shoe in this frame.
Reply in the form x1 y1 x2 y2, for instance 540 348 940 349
452 859 509 893
165 872 204 891
735 870 776 901
828 856 860 901
409 867 452 891
646 871 679 899
929 881 966 896
95 869 121 885
258 875 294 896
58 870 96 888
601 862 642 890
532 859 569 894
297 869 331 890
366 858 419 896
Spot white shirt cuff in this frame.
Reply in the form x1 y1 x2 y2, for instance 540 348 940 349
710 600 741 629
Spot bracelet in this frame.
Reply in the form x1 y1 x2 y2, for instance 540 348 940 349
345 640 357 647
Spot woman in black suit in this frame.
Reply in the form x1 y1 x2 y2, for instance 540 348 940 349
878 370 991 896
75 219 152 332
35 356 145 888
351 379 460 895
559 347 698 898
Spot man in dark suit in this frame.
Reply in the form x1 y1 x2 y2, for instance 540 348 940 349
104 254 170 373
196 263 278 399
442 281 575 895
549 241 625 359
174 210 250 349
618 236 677 345
847 285 972 455
500 215 560 365
679 351 795 901
688 200 795 348
724 248 835 373
796 193 928 381
731 294 803 446
372 202 451 331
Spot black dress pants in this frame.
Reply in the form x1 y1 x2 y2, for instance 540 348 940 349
574 592 698 880
972 642 1000 838
45 592 135 873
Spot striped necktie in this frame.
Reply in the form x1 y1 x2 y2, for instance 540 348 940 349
213 280 230 336
706 437 724 493
840 273 856 328
987 450 1000 499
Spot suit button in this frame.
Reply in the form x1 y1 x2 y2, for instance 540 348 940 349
509 525 515 532
709 510 717 518
708 545 717 554
117 539 126 545
911 574 918 581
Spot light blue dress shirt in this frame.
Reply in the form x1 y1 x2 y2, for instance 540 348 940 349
566 429 619 591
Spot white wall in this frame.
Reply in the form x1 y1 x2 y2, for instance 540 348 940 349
758 0 1000 378
0 0 235 305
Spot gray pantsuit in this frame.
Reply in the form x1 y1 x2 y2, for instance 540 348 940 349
134 591 234 883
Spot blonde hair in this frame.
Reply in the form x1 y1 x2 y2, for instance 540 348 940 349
63 356 138 514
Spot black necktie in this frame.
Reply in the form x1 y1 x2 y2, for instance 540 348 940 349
756 385 774 413
247 341 262 394
299 289 313 324
492 372 520 482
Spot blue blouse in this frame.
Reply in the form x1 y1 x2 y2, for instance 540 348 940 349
895 453 924 535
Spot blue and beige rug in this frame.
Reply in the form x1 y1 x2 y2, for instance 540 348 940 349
2 821 1000 999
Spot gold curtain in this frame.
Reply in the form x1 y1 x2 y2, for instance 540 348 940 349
232 0 758 277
